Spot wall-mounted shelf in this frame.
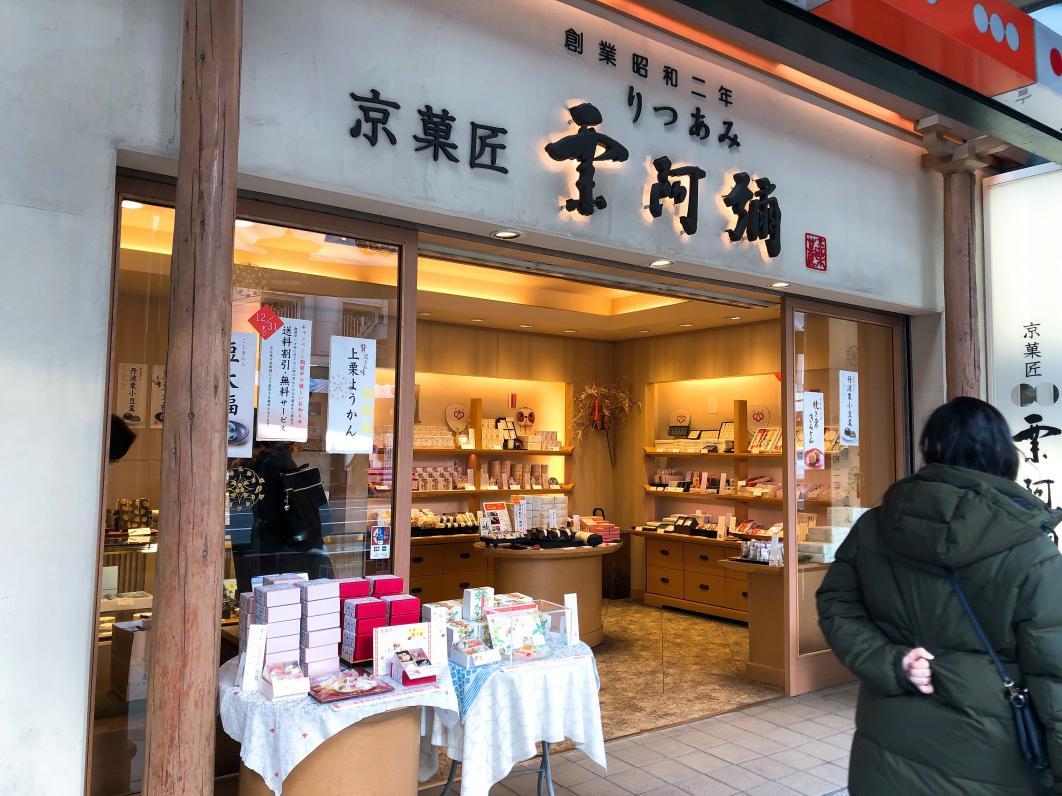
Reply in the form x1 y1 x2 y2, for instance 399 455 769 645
643 447 782 459
412 486 574 501
414 447 574 457
642 485 828 509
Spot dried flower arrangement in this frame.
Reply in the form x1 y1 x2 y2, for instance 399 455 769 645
571 383 640 465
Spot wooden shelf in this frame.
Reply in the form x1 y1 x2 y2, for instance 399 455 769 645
413 447 574 456
643 485 828 508
412 487 574 500
644 447 782 459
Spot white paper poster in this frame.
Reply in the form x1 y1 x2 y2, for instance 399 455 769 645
149 365 166 429
228 332 257 458
325 336 376 454
257 318 311 442
117 363 147 428
838 370 859 446
804 391 825 470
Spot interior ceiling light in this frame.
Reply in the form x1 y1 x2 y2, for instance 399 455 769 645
771 281 791 288
492 229 521 240
519 323 534 328
418 312 432 317
563 329 578 333
120 200 143 210
649 259 672 268
726 316 741 321
637 329 650 333
470 318 484 323
235 219 254 228
678 323 693 327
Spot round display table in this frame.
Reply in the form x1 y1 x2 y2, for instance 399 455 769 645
476 542 622 647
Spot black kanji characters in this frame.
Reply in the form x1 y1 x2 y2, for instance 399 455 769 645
413 105 459 162
544 102 629 216
648 156 706 235
565 28 584 54
349 89 401 147
689 107 710 140
469 122 508 174
723 172 782 258
718 86 734 107
690 75 707 99
1015 414 1062 463
653 106 678 126
663 66 678 87
627 86 643 124
718 120 740 149
599 40 617 66
632 53 649 78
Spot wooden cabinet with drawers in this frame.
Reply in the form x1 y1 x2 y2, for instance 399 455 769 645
637 532 749 621
408 535 488 604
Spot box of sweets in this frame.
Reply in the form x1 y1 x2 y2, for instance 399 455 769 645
446 618 489 645
299 578 339 602
264 635 300 655
259 662 309 701
263 573 308 586
366 574 404 595
389 611 421 627
302 644 339 664
336 577 371 599
265 619 301 638
302 657 341 679
343 596 386 619
389 648 438 686
301 627 341 648
422 599 463 624
345 615 386 636
304 612 341 631
491 592 535 612
254 583 300 607
303 597 340 617
381 594 420 618
462 586 494 621
255 602 301 623
449 638 501 668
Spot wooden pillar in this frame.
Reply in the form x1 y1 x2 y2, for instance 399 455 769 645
144 1 242 794
943 170 982 399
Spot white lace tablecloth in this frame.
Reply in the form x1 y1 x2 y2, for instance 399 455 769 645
218 656 459 795
425 650 607 796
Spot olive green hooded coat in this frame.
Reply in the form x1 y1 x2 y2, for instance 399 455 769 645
817 464 1062 795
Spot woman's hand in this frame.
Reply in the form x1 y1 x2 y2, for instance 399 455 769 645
902 647 935 695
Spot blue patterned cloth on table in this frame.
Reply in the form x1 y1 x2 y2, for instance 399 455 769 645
448 633 598 719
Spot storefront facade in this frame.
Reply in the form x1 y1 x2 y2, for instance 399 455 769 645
13 0 1052 792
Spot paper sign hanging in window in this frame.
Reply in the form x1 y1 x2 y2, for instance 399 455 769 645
325 336 376 454
257 318 312 442
838 370 859 446
803 391 825 470
117 363 147 428
228 332 257 457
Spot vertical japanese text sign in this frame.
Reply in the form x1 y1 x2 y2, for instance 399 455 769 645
838 371 859 446
326 336 377 454
117 363 147 428
228 332 257 458
257 318 312 442
804 391 825 470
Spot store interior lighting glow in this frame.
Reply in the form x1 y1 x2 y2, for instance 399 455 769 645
649 259 673 268
235 219 254 228
418 312 432 317
121 200 143 210
771 282 790 288
492 229 522 240
564 329 578 333
471 318 484 323
678 323 693 327
637 329 650 333
726 316 741 321
519 323 534 328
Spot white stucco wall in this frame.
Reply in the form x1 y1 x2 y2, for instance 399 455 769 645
0 0 944 792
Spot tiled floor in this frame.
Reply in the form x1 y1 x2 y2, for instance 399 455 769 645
421 682 857 796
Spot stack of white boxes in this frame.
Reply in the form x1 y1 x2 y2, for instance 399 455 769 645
798 507 871 563
521 494 569 529
253 583 302 666
299 578 341 678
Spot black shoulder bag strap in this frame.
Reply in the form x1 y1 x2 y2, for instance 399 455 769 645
948 572 1049 770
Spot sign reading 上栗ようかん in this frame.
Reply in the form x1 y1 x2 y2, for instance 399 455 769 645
326 336 377 455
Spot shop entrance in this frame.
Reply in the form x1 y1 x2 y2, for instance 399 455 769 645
408 238 786 738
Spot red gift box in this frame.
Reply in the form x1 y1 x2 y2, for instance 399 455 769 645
366 574 404 595
342 634 373 662
342 596 386 619
353 615 386 635
381 593 420 618
337 577 371 599
389 610 421 627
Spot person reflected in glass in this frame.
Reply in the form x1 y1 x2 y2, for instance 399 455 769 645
817 397 1062 795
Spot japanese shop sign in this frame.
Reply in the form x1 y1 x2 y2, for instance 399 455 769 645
149 365 166 429
117 363 146 428
227 332 257 458
326 336 377 455
804 391 825 470
838 371 859 447
986 166 1062 524
257 318 311 442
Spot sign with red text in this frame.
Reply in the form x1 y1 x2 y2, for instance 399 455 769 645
248 304 284 340
257 318 311 442
805 233 827 272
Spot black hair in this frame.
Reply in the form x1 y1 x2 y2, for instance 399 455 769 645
920 397 1019 480
109 414 137 462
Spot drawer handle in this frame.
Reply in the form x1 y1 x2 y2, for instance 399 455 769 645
741 591 749 598
459 582 471 589
660 549 670 556
459 552 471 559
699 583 710 591
412 556 424 564
699 554 710 562
660 577 670 584
411 587 423 594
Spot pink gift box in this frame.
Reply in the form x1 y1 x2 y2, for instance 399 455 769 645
349 616 386 635
389 611 421 627
255 602 301 623
341 634 373 662
264 634 299 654
303 657 341 679
264 650 299 666
366 574 404 595
265 619 301 638
337 578 371 599
299 578 339 602
382 594 420 618
301 644 339 664
254 584 300 607
301 627 341 648
342 596 385 619
302 597 340 617
303 612 340 632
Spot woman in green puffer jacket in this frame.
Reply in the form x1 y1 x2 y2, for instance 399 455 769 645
817 397 1062 795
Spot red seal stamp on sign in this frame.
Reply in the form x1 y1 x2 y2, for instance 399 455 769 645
249 304 284 340
805 233 827 272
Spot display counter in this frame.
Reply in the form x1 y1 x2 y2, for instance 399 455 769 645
629 529 748 621
719 558 784 687
410 533 487 603
475 542 622 647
